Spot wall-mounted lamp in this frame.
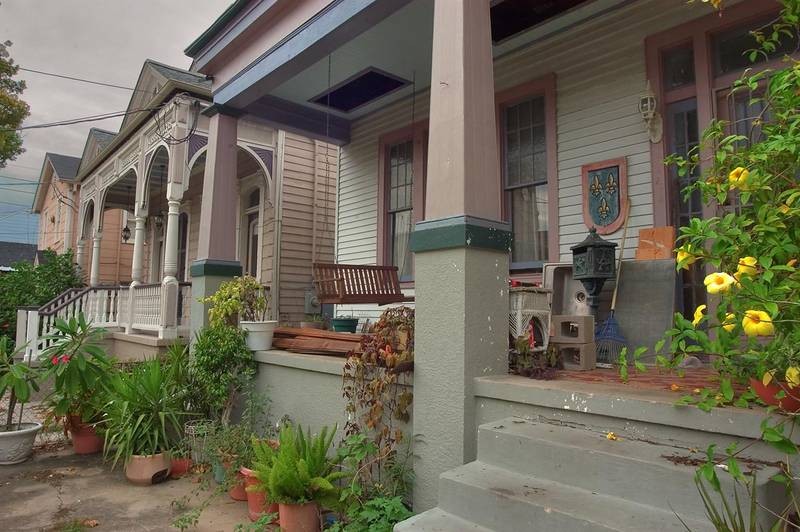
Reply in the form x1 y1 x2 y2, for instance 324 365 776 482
639 81 663 143
121 225 131 243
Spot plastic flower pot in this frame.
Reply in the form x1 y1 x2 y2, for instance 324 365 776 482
331 318 359 333
125 453 171 486
242 467 279 522
750 378 800 412
212 461 226 484
279 501 320 532
68 415 103 455
0 422 42 465
240 320 278 351
170 457 193 479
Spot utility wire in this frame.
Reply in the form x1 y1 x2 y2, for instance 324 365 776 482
18 67 137 92
1 104 165 133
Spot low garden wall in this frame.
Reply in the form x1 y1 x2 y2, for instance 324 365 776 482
254 350 413 440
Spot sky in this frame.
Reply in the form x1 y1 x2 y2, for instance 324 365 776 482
0 0 231 244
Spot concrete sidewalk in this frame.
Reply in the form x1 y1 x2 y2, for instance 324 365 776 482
0 449 251 531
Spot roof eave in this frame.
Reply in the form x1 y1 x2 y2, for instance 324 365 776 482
185 0 251 57
76 80 211 182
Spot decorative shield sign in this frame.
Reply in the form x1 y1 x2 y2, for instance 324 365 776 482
581 157 627 235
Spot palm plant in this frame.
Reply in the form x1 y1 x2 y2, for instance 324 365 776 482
101 357 189 469
0 336 39 431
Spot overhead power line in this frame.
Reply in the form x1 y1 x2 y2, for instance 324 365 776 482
18 67 135 91
1 104 165 133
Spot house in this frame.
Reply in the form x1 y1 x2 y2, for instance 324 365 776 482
178 0 795 529
0 241 37 273
32 150 135 285
17 58 337 359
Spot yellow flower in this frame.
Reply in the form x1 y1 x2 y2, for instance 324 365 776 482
786 367 800 389
676 246 698 270
692 304 707 327
728 167 750 189
670 383 681 392
606 432 618 441
704 272 736 294
722 313 736 333
779 204 791 214
788 258 797 268
736 256 758 277
742 310 775 337
762 370 775 386
693 388 702 394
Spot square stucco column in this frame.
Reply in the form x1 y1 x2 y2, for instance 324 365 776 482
410 0 509 512
190 109 242 335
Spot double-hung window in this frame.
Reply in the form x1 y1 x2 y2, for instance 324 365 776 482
386 140 414 281
503 95 549 269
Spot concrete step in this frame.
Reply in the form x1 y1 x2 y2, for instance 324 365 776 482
394 508 493 531
477 418 784 522
437 461 713 532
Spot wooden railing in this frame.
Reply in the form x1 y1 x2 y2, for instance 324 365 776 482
16 282 192 361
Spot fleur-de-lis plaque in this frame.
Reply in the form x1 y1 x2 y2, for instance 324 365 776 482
581 157 627 235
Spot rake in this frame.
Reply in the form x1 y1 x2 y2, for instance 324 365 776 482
596 200 630 366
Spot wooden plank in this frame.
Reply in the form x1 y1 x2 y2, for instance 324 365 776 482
272 337 360 356
274 327 363 341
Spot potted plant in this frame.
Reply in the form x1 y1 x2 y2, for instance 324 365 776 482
40 314 114 455
244 437 280 522
206 421 253 500
331 316 359 333
101 357 188 485
202 276 277 351
253 423 345 532
300 314 325 330
0 337 41 465
170 439 193 479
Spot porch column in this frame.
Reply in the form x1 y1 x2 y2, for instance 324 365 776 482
190 110 242 335
158 198 181 339
75 239 85 276
130 216 147 284
410 0 510 511
89 233 102 287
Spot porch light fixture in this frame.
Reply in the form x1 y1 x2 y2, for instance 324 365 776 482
121 225 131 243
639 81 663 143
571 228 617 316
153 213 164 231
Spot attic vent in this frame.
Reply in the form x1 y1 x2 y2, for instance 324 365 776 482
311 68 408 113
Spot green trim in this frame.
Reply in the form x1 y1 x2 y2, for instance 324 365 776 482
185 0 250 56
190 259 242 277
410 216 512 253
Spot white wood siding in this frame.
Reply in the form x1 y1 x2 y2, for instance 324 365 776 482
335 0 723 320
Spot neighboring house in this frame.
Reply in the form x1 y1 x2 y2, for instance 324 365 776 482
0 241 37 272
32 151 134 285
176 0 795 527
19 58 336 357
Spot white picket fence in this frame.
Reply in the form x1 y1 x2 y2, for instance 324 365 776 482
16 282 191 361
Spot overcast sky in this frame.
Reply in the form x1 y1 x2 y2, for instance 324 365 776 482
0 0 230 243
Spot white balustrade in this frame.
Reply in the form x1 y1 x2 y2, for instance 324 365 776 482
130 284 162 331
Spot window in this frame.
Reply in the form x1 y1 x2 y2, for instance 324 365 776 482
712 18 798 76
243 188 261 278
387 140 414 280
379 126 426 282
503 95 549 268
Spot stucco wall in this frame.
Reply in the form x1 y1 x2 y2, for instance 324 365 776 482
254 350 412 446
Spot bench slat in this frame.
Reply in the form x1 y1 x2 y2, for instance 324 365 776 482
312 262 414 305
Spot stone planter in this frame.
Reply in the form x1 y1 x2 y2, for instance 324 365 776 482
0 422 42 465
241 320 278 351
125 453 171 486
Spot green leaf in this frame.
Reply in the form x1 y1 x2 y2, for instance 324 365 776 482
720 378 734 402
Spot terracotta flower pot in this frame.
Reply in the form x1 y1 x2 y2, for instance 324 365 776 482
170 457 193 479
226 463 248 501
125 453 171 486
750 378 800 412
242 467 279 522
68 415 103 455
279 502 320 532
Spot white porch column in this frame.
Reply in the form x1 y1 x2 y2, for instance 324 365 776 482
89 233 102 287
410 0 510 511
163 199 181 282
130 216 147 284
75 239 86 274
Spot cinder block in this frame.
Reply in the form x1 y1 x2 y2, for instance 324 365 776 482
550 315 594 344
557 342 596 371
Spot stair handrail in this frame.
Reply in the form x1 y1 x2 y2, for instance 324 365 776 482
40 285 123 317
37 287 84 314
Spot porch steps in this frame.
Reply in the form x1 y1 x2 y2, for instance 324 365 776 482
395 418 784 531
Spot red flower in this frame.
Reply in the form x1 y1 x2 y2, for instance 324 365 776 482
59 355 71 364
51 356 59 365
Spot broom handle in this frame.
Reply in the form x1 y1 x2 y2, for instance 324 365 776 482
610 199 631 312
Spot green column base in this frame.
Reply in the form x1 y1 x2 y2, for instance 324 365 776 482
189 259 242 336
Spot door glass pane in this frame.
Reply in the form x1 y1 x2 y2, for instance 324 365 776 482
510 184 548 264
391 209 413 280
667 99 705 319
662 45 695 89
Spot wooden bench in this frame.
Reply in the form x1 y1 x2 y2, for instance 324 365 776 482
312 263 414 305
